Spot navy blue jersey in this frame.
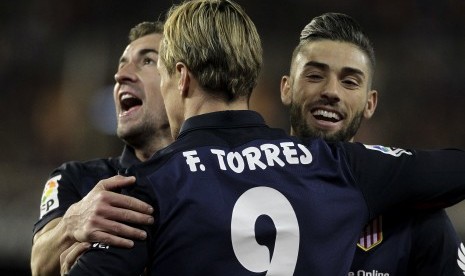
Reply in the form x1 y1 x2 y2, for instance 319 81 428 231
350 210 462 276
65 110 465 276
32 146 139 235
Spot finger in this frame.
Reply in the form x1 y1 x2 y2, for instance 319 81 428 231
100 205 155 225
61 242 90 275
89 218 148 242
86 228 137 248
103 192 154 215
67 242 91 262
97 175 136 191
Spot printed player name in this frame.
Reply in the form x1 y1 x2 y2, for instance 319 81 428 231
183 142 313 173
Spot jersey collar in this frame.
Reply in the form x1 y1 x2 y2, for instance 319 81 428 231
119 145 142 169
178 110 266 139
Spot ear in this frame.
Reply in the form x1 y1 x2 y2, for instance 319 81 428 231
363 89 378 119
176 62 190 97
280 75 292 106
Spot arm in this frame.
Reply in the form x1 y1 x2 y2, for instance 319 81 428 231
31 217 75 276
31 175 154 276
343 143 465 218
67 173 157 276
67 239 149 276
408 209 463 275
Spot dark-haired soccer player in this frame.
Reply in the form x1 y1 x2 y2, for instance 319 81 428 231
281 12 463 275
31 21 173 275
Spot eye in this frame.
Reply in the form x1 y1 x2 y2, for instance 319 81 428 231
306 73 324 82
118 60 126 70
341 77 360 88
143 57 156 65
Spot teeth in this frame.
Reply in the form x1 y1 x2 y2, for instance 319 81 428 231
312 109 341 120
120 93 136 101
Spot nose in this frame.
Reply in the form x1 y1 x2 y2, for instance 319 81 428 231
114 63 138 83
321 75 340 104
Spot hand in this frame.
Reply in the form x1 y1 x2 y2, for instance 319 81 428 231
63 175 154 248
60 242 90 275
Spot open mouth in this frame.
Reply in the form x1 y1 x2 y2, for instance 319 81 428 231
311 109 342 123
120 92 142 112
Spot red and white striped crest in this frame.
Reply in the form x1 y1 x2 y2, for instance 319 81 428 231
357 216 383 251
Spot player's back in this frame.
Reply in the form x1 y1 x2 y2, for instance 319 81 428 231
68 111 465 276
134 119 367 275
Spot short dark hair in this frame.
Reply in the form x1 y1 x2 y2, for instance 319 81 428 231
128 21 164 43
296 12 375 71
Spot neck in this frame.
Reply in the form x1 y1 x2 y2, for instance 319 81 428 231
184 93 249 121
133 127 173 161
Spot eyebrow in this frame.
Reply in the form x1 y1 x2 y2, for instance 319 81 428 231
304 60 366 79
119 48 158 63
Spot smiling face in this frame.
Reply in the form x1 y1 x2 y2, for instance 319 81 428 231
114 33 170 151
281 40 377 142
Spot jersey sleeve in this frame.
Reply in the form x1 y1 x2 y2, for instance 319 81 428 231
32 163 84 235
408 209 463 275
68 170 158 275
342 143 465 219
67 239 148 276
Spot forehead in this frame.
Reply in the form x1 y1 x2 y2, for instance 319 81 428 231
295 40 371 75
122 33 162 57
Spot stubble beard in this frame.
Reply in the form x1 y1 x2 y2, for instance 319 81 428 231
289 102 363 142
117 120 157 150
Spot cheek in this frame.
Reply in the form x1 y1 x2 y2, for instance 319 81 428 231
164 92 179 117
346 97 366 116
293 83 318 102
159 75 175 99
159 81 169 100
291 89 310 109
113 86 119 105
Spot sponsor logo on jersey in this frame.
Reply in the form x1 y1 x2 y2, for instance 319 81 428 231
363 145 412 157
39 174 61 219
91 242 110 250
348 270 389 276
457 242 465 273
357 216 383 251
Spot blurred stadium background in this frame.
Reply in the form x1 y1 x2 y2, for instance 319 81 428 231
1 0 465 274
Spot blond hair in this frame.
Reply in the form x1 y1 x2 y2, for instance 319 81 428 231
160 0 262 101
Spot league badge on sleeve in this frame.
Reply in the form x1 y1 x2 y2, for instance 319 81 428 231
363 144 412 157
39 174 61 219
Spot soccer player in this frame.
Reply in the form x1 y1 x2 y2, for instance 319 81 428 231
31 21 173 275
66 0 465 275
280 12 463 275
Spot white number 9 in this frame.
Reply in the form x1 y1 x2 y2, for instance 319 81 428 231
231 186 300 275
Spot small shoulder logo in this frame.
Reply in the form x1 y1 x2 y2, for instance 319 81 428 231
363 145 412 157
39 174 61 219
456 242 465 273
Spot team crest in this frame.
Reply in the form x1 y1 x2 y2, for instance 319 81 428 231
357 216 383 251
363 145 412 157
39 174 61 219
